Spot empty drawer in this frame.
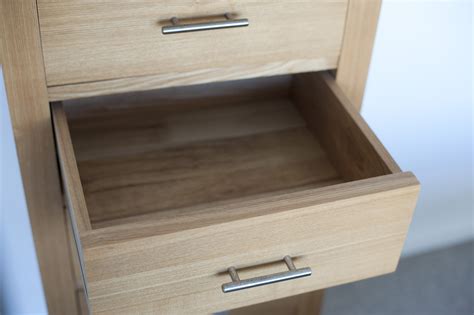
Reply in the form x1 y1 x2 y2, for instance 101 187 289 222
52 72 419 314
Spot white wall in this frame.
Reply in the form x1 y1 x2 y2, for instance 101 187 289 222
362 0 473 256
0 68 47 314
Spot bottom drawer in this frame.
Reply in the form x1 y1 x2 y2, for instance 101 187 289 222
52 72 419 314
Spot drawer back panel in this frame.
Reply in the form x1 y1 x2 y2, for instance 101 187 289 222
38 0 348 87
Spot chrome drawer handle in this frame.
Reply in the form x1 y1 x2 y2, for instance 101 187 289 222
162 13 249 35
222 256 312 293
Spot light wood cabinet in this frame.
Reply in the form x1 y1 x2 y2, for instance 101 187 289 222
1 0 419 314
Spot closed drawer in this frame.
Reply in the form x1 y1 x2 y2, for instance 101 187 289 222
52 72 419 314
38 0 348 87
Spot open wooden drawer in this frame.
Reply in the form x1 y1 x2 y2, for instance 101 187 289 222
51 72 419 314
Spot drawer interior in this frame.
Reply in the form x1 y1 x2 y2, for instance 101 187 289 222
51 71 417 313
54 71 398 231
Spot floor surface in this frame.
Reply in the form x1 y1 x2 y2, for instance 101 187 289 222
322 241 473 315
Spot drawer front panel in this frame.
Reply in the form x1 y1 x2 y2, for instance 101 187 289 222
38 0 348 86
82 175 418 314
95 236 405 314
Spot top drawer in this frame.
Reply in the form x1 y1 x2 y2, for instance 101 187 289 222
37 0 348 86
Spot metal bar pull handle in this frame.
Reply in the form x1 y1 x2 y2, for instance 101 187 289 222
222 256 312 293
162 13 249 35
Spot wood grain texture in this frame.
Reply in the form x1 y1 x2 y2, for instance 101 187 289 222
79 171 417 248
81 126 340 225
228 290 324 315
64 99 341 225
59 76 333 226
37 0 348 87
0 0 83 313
336 0 382 109
50 73 419 313
51 103 91 307
51 103 91 232
96 235 411 314
292 71 400 181
65 204 90 314
62 74 292 118
84 173 419 314
48 60 333 102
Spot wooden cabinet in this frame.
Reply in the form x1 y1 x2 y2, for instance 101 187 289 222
1 0 418 314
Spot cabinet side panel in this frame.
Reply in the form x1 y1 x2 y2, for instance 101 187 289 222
0 1 84 313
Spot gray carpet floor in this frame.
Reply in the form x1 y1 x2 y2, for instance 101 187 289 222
322 241 474 315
